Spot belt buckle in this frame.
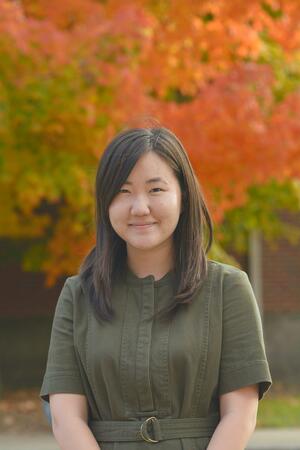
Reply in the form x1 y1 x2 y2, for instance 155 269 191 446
139 416 160 443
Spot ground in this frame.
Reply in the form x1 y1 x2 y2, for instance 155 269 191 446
0 388 50 434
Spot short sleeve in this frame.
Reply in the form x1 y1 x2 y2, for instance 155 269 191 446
219 269 272 400
40 278 85 403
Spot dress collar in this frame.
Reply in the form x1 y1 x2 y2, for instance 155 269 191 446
125 264 175 287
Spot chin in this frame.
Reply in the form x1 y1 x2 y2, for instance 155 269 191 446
127 239 161 250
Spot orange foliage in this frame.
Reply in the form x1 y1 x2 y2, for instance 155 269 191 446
1 0 300 282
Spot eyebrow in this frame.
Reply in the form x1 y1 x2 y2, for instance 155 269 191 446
123 177 169 185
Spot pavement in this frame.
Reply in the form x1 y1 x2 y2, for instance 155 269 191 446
0 428 299 450
247 428 300 449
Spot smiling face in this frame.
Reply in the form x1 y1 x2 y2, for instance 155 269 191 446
108 151 182 257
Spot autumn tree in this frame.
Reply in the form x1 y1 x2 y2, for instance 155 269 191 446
0 0 300 284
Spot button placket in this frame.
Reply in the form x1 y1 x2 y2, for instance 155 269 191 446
120 289 138 417
153 310 172 415
136 279 155 412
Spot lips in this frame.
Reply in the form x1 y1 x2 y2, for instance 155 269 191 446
130 223 155 226
129 222 156 227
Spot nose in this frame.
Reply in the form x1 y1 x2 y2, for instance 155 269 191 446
130 195 151 215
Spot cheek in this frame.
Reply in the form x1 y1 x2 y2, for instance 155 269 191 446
159 193 181 216
108 202 123 227
108 205 114 224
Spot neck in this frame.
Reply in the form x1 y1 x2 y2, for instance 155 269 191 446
126 243 175 280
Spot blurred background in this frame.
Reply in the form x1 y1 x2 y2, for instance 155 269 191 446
0 0 300 447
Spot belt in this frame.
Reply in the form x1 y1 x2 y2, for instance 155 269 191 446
89 414 219 443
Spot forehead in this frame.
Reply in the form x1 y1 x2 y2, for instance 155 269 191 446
127 152 174 179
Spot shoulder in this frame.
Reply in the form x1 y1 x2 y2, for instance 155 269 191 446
207 258 248 282
206 259 252 299
207 260 258 316
65 274 82 289
60 274 87 306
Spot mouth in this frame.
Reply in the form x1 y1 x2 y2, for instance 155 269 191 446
129 223 156 228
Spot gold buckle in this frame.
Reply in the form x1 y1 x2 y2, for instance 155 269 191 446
139 416 159 443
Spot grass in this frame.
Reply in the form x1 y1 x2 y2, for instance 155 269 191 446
257 387 300 427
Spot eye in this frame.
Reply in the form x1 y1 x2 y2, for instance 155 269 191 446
119 188 130 193
151 188 164 192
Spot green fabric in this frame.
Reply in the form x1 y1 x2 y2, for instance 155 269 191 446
88 415 220 442
40 259 272 449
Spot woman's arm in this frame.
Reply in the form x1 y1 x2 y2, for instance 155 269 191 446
50 393 101 450
207 384 259 450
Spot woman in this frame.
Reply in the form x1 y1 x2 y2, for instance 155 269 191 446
40 126 272 450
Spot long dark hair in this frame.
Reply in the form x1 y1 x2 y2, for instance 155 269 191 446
79 126 213 322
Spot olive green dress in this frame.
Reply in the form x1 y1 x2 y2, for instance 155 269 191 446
40 259 272 450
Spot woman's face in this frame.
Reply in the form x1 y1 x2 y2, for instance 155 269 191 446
108 151 182 254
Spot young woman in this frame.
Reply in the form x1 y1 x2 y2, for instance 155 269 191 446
40 126 272 450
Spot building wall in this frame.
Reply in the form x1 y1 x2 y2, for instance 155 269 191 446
262 211 300 313
0 262 66 390
0 316 53 390
263 312 300 388
261 210 300 387
0 263 65 318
